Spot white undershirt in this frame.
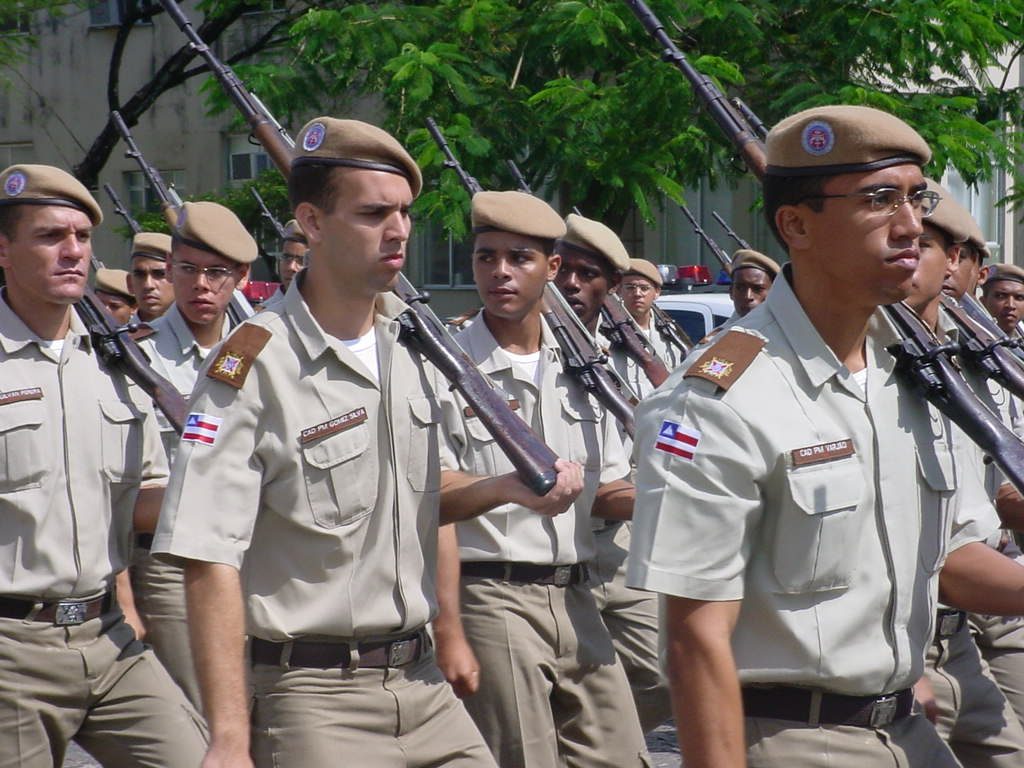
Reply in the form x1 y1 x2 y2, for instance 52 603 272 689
504 349 542 385
851 366 868 394
341 327 380 382
38 338 65 357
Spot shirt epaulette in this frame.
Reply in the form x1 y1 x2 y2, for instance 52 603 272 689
684 329 765 391
129 324 156 342
206 324 272 389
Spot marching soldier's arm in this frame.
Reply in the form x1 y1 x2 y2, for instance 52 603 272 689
432 523 480 698
132 485 165 535
995 482 1024 530
185 560 253 768
439 462 584 523
939 540 1024 615
664 596 745 768
591 478 635 521
115 569 146 641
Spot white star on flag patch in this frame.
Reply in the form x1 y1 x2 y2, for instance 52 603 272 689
182 412 223 446
655 420 701 461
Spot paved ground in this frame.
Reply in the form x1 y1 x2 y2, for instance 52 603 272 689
64 723 682 766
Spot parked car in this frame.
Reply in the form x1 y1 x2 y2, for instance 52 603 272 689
655 289 734 343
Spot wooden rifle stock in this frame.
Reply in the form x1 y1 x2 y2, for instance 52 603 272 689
941 294 1024 401
155 0 295 177
600 293 670 388
885 302 1024 494
543 284 637 438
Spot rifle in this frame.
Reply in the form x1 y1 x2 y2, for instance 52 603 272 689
885 301 1024 493
155 0 294 178
426 118 484 196
651 304 693 356
112 110 254 326
731 96 768 141
941 294 1024 401
624 0 767 177
506 159 534 195
103 183 142 235
600 293 670 388
679 203 733 272
251 187 288 241
543 284 638 438
711 210 751 250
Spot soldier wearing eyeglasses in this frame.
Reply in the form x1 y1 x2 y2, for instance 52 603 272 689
130 200 257 712
627 105 1024 767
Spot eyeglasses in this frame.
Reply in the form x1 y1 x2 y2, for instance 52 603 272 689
801 188 941 218
172 262 237 291
621 282 654 295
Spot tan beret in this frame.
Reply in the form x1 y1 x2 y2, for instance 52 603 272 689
282 218 307 245
986 263 1024 286
94 268 134 301
731 249 780 278
624 258 663 288
172 201 258 265
471 191 566 241
131 231 171 262
558 213 630 272
0 164 102 225
765 105 931 177
294 117 422 198
922 179 970 245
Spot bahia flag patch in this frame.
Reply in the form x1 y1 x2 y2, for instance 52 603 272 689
182 412 223 446
655 420 701 461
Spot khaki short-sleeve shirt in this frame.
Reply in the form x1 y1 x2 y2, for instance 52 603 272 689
438 314 630 565
152 284 445 641
608 321 682 401
0 293 168 599
627 274 998 695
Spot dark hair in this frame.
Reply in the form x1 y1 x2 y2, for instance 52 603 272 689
0 205 22 240
762 175 826 247
288 164 343 213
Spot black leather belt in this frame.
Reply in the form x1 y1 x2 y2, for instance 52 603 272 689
251 629 427 670
935 608 966 641
135 533 154 550
0 592 112 626
742 686 914 728
461 561 589 587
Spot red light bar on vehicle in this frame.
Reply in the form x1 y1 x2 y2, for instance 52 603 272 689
675 265 712 285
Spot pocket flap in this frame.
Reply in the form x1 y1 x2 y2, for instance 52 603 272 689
787 460 864 515
560 399 599 423
0 401 44 432
408 395 442 426
303 425 369 469
916 442 955 492
99 399 142 424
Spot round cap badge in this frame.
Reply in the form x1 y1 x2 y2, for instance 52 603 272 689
4 171 26 197
801 120 835 156
302 122 327 152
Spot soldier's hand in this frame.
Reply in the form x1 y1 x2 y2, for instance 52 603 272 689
435 624 481 699
202 742 254 768
912 676 939 724
505 459 584 517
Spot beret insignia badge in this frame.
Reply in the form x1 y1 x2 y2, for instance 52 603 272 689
302 122 327 152
801 120 835 156
4 172 26 197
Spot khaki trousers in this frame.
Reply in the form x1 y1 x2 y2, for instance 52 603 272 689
925 624 1024 766
130 547 203 712
972 613 1024 728
0 608 207 768
459 575 650 768
590 521 673 733
250 650 496 768
746 713 961 767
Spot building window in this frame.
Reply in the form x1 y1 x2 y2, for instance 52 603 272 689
0 4 31 35
0 143 33 167
243 0 288 14
227 135 270 184
124 169 186 214
89 0 149 29
414 223 474 288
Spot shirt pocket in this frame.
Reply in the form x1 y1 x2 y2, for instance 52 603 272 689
301 423 377 528
99 399 144 484
560 399 602 472
774 458 864 593
0 402 45 493
916 442 956 574
407 396 442 493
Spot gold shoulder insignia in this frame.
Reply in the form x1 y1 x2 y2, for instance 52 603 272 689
684 330 765 391
207 325 272 389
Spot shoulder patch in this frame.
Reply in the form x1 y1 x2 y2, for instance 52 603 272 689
206 325 272 389
129 324 156 342
684 330 765 390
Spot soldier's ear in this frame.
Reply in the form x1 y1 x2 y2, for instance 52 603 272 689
775 205 811 251
0 233 10 270
547 252 562 281
294 202 320 246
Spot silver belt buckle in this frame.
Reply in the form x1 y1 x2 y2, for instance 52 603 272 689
939 612 962 637
388 638 418 667
868 695 899 728
553 566 572 587
54 601 87 626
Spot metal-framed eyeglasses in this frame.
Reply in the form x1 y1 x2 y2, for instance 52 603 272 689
172 262 238 291
800 188 941 218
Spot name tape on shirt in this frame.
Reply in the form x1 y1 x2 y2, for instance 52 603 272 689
300 407 368 444
0 387 42 406
182 412 223 446
790 438 856 467
655 420 701 461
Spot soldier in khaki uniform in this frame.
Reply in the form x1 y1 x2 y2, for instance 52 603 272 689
727 249 780 319
153 118 495 768
627 105 1024 767
982 265 1024 336
904 179 1024 766
131 201 257 712
126 232 174 324
0 164 206 766
94 266 136 325
432 191 650 767
278 218 307 293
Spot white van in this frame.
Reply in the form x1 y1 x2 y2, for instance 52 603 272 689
655 291 734 343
